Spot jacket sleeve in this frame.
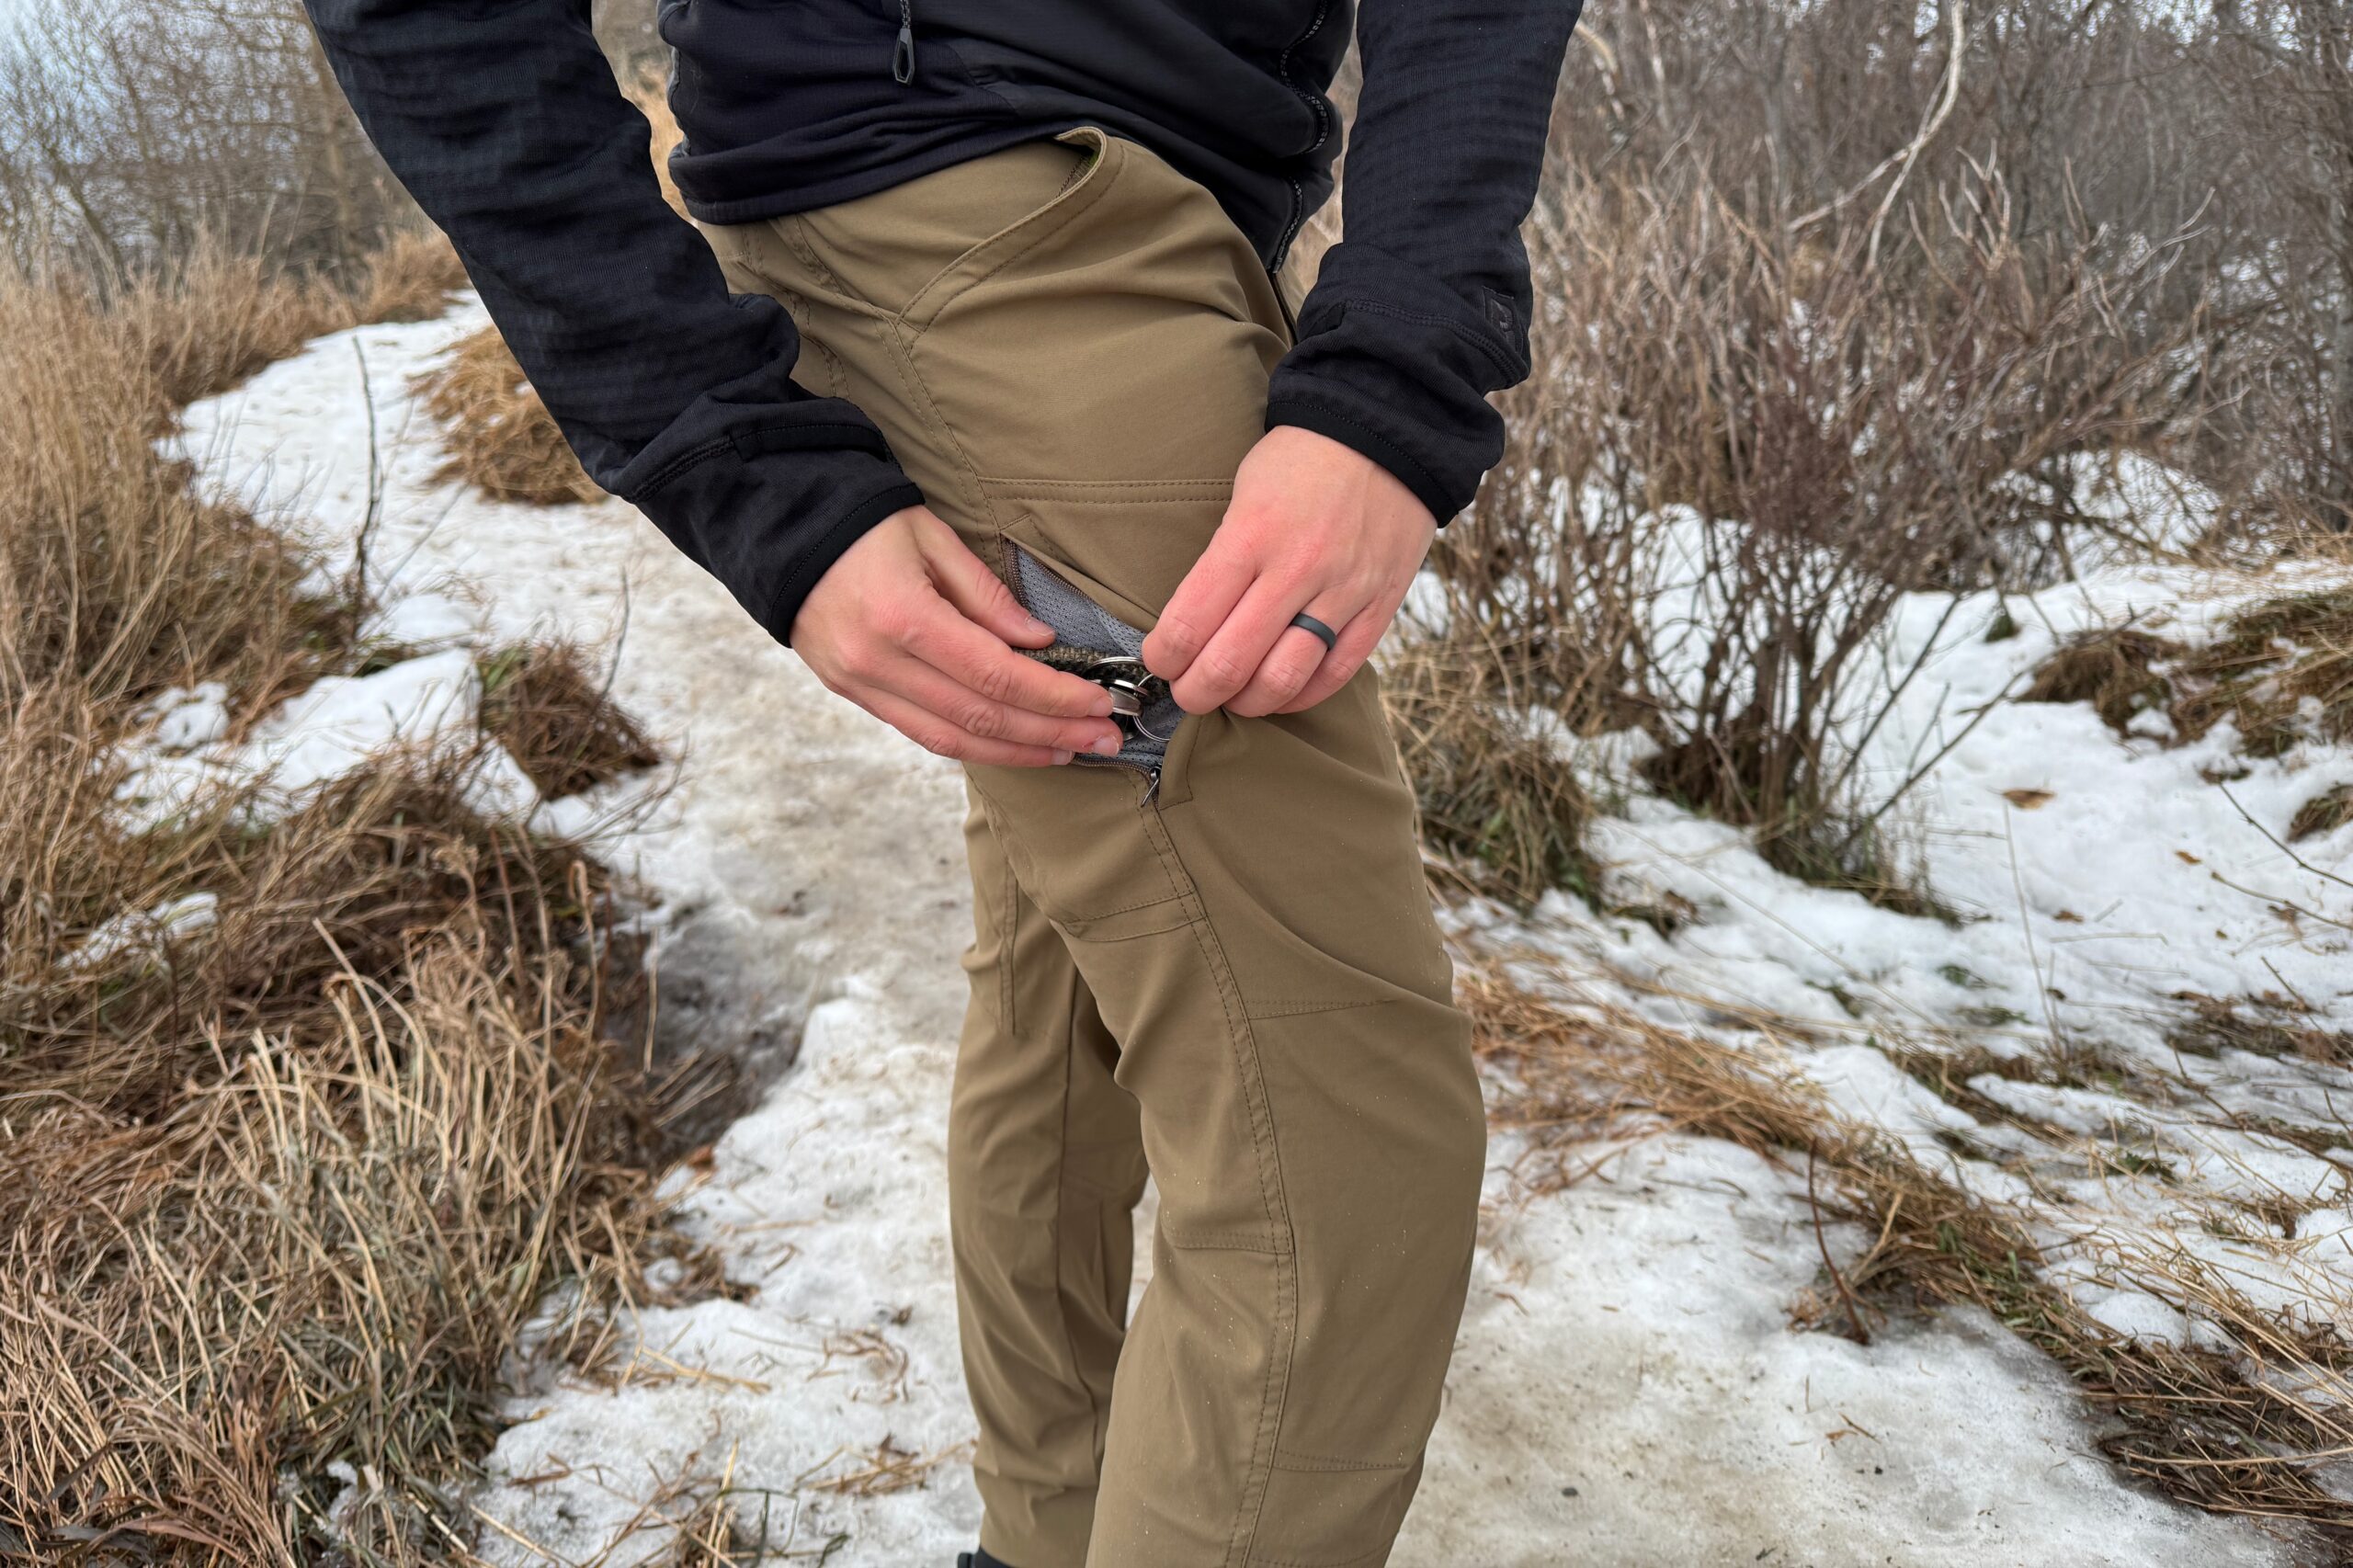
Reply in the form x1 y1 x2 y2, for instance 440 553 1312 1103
1264 0 1582 526
303 0 923 644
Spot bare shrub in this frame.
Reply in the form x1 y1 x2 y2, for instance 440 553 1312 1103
1411 160 2211 909
0 0 411 282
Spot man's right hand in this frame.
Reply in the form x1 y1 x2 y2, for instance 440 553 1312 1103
791 506 1127 767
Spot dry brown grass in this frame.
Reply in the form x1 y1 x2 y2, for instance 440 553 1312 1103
0 260 359 712
2290 783 2353 842
1461 960 2353 1545
126 230 467 414
411 324 603 506
478 641 663 798
0 779 673 1563
2026 588 2353 762
0 248 708 1564
1384 635 1597 909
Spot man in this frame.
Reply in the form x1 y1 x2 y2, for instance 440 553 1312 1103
303 2 1578 1562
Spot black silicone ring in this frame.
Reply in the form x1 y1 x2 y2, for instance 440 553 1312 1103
1290 612 1339 653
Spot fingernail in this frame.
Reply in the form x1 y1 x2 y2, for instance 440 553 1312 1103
1027 617 1054 639
1051 749 1074 766
1087 729 1123 756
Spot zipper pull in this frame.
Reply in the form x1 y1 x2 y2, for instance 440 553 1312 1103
892 1 915 83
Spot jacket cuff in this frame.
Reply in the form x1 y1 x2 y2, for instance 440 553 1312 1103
608 363 928 651
1264 242 1525 528
1264 392 1458 528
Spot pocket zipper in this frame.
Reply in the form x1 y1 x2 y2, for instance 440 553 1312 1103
892 0 915 84
1267 0 1338 274
1002 542 1183 802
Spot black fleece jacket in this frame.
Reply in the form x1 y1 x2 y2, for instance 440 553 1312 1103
302 0 1582 643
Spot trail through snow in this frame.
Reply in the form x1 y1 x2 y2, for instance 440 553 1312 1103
176 303 2314 1567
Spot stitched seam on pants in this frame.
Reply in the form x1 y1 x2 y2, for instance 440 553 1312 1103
1140 802 1297 1567
1051 957 1114 1497
1157 1225 1284 1253
1268 1448 1413 1473
1054 888 1188 922
885 320 1004 536
784 212 877 312
1243 996 1391 1022
965 775 1184 925
998 848 1018 1035
1245 1546 1392 1568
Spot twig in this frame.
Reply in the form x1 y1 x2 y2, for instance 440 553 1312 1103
1807 1142 1872 1346
2219 784 2353 895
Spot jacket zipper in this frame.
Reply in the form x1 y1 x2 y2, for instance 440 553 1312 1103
892 0 915 84
1267 0 1338 275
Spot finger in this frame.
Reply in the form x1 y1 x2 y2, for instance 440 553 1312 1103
1167 574 1297 715
915 512 1055 648
1143 534 1257 682
871 652 1127 756
1277 595 1395 714
1226 596 1358 718
899 594 1117 721
858 685 1075 768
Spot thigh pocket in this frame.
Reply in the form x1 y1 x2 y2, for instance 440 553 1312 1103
998 513 1206 807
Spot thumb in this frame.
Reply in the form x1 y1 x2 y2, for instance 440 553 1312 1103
915 511 1053 647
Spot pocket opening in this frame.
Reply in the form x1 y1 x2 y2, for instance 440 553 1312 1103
1004 540 1186 784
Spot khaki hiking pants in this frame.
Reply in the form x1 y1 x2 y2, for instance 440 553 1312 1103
701 126 1485 1568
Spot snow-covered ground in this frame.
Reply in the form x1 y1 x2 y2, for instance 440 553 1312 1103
172 301 2336 1565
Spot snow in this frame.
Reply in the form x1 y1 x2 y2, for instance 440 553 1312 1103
174 300 2323 1564
114 644 538 826
67 890 219 969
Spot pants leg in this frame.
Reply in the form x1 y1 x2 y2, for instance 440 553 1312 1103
951 786 1150 1564
701 127 1486 1568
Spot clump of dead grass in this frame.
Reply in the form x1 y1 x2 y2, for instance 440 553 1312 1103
478 641 661 798
2289 782 2353 842
2027 589 2353 763
2020 625 2183 732
1384 635 1597 909
2165 992 2353 1069
127 230 466 414
413 325 603 506
0 246 707 1564
1461 959 2353 1543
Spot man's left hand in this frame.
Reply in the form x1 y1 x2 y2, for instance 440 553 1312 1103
1142 426 1434 718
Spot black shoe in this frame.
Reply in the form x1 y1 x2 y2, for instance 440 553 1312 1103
956 1551 1017 1568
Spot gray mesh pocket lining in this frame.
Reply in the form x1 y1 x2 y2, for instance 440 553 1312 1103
1008 543 1185 772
